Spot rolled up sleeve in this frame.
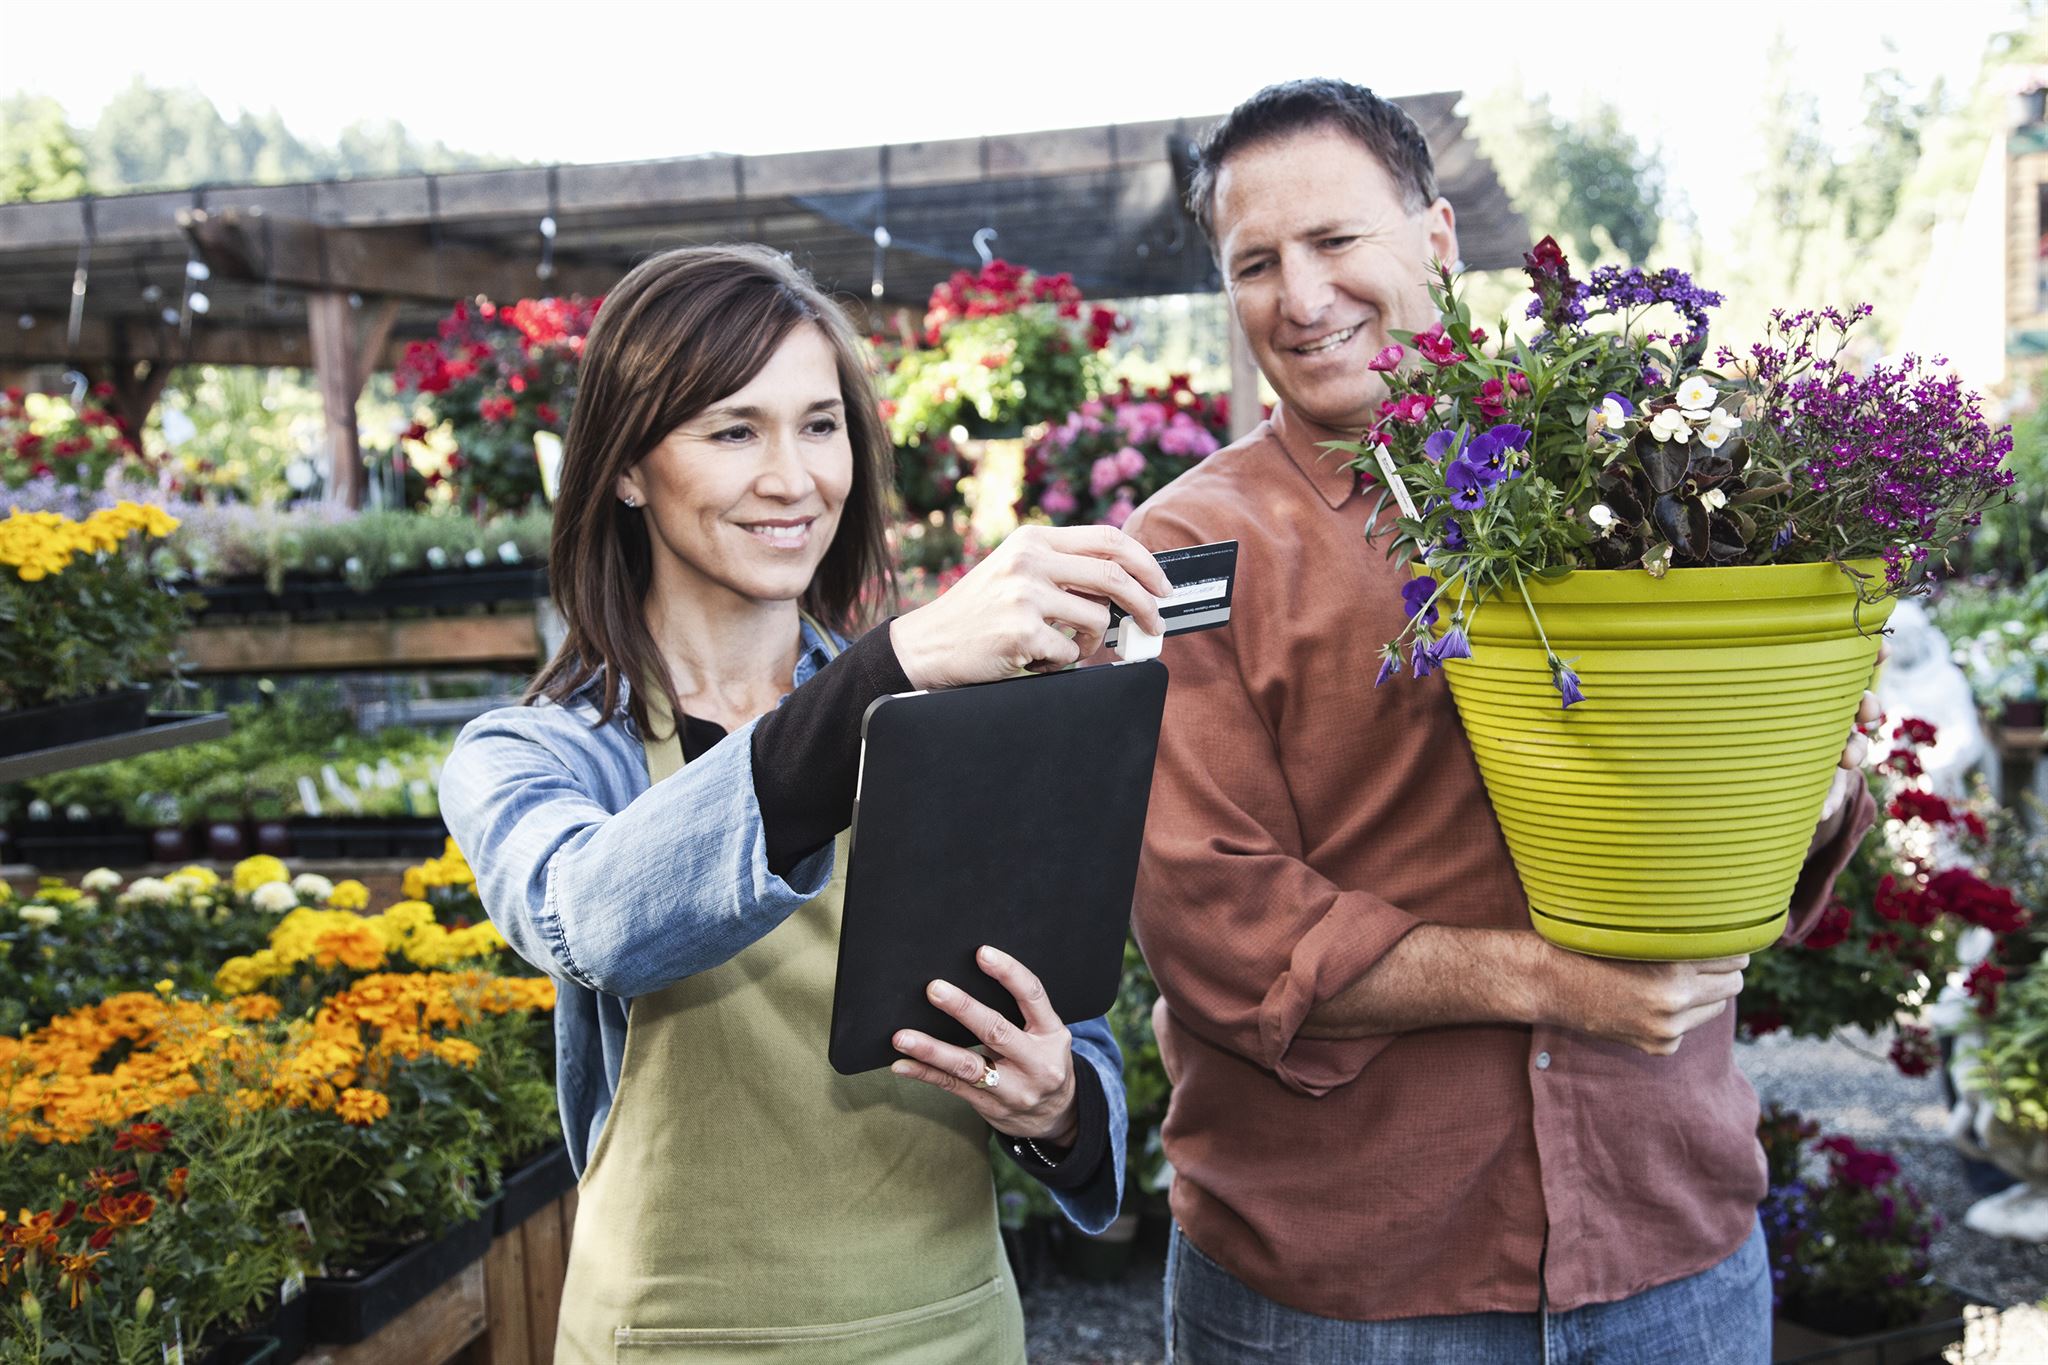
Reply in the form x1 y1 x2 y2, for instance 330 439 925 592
1782 778 1878 943
442 705 831 998
1127 506 1423 1097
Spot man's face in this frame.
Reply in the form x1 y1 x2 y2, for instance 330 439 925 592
1212 125 1458 432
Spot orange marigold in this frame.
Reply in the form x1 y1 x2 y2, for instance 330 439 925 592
336 1088 390 1127
233 994 282 1023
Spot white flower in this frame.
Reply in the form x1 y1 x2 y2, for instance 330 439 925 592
1676 374 1717 409
165 870 210 896
252 881 299 914
120 877 177 908
497 540 522 564
1698 425 1731 450
1601 396 1630 429
464 547 487 568
80 867 122 894
1588 503 1618 530
292 873 335 903
1648 408 1692 444
18 904 60 928
1701 488 1729 511
1705 408 1743 440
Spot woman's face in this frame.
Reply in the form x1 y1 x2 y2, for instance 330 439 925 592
619 323 855 609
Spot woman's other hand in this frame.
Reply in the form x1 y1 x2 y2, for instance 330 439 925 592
891 945 1080 1146
889 525 1170 688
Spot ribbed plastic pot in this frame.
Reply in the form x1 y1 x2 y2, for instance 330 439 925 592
1433 560 1893 961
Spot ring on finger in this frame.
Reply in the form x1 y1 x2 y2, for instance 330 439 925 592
978 1064 1001 1090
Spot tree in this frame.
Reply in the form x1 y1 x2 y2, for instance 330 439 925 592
0 95 89 203
1468 89 1665 268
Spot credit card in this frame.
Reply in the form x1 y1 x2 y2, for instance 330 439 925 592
1105 539 1239 650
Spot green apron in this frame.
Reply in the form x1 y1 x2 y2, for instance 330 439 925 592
553 625 1025 1364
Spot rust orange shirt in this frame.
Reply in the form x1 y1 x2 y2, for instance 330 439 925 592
1124 403 1872 1321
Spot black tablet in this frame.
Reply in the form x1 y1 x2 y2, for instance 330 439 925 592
827 660 1168 1075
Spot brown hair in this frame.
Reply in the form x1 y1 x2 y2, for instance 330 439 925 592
526 243 894 734
1188 78 1438 245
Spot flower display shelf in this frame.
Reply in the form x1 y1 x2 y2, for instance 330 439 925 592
180 613 543 675
305 1204 497 1345
492 1142 575 1236
193 568 548 623
285 817 450 861
0 685 149 758
1771 1283 1993 1364
0 711 231 784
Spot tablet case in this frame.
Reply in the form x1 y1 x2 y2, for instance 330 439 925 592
828 660 1168 1074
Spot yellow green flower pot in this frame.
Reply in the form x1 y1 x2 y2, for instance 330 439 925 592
1431 561 1892 961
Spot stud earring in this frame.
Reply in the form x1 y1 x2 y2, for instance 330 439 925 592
622 495 639 508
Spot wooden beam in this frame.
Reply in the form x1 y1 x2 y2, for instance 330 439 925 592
1228 304 1260 442
307 290 365 507
182 209 617 303
0 312 386 369
355 298 401 392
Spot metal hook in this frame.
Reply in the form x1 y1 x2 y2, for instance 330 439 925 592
973 227 998 267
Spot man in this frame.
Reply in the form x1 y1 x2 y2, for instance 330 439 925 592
1125 79 1877 1362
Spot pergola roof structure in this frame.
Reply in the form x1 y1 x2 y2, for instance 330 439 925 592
0 91 1525 375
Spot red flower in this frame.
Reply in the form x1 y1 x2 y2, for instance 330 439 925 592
1476 378 1509 419
478 396 517 424
1962 812 1988 842
1468 326 1489 346
536 403 560 426
1817 1135 1900 1189
1378 393 1430 424
1880 747 1924 778
1897 717 1938 747
1507 371 1531 396
1889 1024 1938 1077
1874 873 1934 926
1965 961 2009 1016
113 1122 169 1154
1888 789 1955 826
1803 901 1853 950
1413 323 1464 366
1523 236 1570 275
1927 868 2028 934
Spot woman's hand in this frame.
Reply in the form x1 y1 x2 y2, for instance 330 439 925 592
891 945 1080 1146
888 525 1171 689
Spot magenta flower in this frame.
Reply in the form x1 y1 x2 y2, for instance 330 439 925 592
1104 491 1137 528
1040 480 1077 517
1369 344 1406 373
1414 323 1463 366
1114 445 1147 481
1380 393 1430 425
1089 455 1122 498
1477 378 1509 418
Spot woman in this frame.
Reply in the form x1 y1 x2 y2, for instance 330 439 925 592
441 243 1170 1363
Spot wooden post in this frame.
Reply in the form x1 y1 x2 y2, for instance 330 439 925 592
1227 303 1260 441
107 359 170 437
308 290 366 508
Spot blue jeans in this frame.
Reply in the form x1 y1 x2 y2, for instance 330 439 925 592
1165 1217 1770 1364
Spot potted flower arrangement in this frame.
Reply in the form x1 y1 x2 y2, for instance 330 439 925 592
0 500 188 757
1740 718 2031 1071
395 295 600 513
1338 239 2015 960
1016 376 1230 529
1757 1106 1976 1358
0 385 154 494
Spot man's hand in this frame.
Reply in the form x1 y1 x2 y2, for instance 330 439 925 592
1816 683 1884 835
1530 942 1748 1056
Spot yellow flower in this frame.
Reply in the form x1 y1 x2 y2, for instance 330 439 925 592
233 994 282 1023
336 1088 390 1126
153 980 174 997
433 1038 481 1069
327 880 370 912
169 866 219 892
232 855 290 896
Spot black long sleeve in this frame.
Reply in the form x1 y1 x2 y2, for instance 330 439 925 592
997 1062 1111 1193
750 621 915 877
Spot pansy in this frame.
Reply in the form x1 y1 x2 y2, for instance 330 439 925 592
1423 426 1465 463
1551 658 1586 708
1401 576 1441 627
1446 458 1491 510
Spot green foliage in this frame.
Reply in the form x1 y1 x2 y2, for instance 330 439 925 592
157 505 552 592
0 95 89 204
1470 92 1665 266
1967 401 2048 583
1933 567 2048 708
155 367 328 505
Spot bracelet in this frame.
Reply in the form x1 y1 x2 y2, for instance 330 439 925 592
1011 1138 1064 1169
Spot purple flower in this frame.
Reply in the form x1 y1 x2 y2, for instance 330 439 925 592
1551 659 1585 709
1412 644 1439 679
1486 422 1532 451
1640 366 1663 389
1600 394 1634 420
1424 427 1463 463
1446 458 1490 509
1430 622 1471 662
1375 648 1401 686
1440 517 1466 551
1400 576 1440 627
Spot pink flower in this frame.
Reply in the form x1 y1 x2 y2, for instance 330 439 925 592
1114 445 1147 481
1414 323 1463 366
1157 414 1220 459
1040 480 1078 517
1378 393 1430 424
1116 401 1169 446
1081 399 1105 418
1477 378 1509 418
1507 371 1530 396
1104 491 1137 528
1090 455 1123 498
1369 344 1405 373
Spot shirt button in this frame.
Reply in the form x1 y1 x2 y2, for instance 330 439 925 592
1535 1051 1552 1071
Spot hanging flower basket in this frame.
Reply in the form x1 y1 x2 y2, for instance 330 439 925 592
1434 562 1892 959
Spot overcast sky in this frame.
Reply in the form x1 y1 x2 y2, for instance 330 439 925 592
0 0 2028 246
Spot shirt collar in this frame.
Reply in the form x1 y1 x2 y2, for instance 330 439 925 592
1271 401 1366 512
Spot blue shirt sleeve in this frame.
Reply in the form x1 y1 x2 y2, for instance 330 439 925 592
1049 1012 1128 1234
442 703 832 998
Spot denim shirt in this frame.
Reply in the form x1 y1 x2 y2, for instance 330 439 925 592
440 619 1126 1232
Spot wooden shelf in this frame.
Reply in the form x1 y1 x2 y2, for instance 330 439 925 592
1995 726 2048 755
181 611 541 674
0 712 231 783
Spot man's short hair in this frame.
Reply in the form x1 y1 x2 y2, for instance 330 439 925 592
1188 78 1438 244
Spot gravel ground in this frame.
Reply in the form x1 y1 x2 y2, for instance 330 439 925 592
1020 1032 2048 1364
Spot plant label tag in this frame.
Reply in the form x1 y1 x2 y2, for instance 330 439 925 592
1373 450 1420 520
162 1320 184 1365
1105 540 1238 652
297 776 323 819
281 1270 305 1304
